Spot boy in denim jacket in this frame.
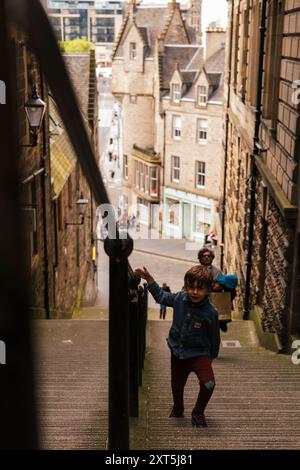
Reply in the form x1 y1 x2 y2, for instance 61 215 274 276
135 265 220 427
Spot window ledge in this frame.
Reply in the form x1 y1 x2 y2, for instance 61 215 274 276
255 156 297 220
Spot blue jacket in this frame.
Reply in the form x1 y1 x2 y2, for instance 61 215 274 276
147 282 220 360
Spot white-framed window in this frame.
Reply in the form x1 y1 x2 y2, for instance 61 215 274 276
194 206 211 234
123 154 128 180
172 83 181 102
130 42 137 60
171 156 180 183
198 85 207 105
172 115 181 139
197 118 208 143
134 161 159 197
150 166 158 197
196 161 206 187
135 160 140 188
145 165 149 194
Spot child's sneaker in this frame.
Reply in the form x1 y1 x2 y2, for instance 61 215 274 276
191 410 207 427
169 406 184 418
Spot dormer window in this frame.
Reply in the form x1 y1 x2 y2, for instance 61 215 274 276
172 83 181 103
130 42 137 60
198 86 207 105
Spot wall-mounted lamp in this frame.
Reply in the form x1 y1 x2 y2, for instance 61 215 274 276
76 192 89 206
255 142 269 153
65 192 89 228
21 84 46 147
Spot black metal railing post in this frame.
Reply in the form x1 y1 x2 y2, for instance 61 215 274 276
137 286 143 387
104 235 133 450
142 283 148 367
128 272 140 417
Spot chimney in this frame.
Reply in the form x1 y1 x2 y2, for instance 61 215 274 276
205 25 226 60
125 0 137 17
168 0 178 13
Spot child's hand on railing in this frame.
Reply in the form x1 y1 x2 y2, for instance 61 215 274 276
134 267 154 285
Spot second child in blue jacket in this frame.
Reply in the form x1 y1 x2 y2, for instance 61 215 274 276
135 264 220 428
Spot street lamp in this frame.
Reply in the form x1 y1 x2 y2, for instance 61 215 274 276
65 192 89 227
21 84 46 147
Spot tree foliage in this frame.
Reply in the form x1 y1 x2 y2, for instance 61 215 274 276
59 38 94 53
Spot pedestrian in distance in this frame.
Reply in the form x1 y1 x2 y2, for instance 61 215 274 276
197 248 222 281
135 265 220 428
197 248 237 332
159 282 171 320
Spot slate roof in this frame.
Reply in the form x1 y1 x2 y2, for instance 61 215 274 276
135 7 171 55
114 6 196 58
161 45 199 89
63 53 90 119
49 97 76 197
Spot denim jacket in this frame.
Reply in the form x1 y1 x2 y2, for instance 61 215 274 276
147 282 220 360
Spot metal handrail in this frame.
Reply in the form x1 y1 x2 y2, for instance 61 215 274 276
4 0 147 450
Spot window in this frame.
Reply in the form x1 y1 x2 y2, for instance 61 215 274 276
140 163 145 191
262 0 283 128
198 86 207 105
91 17 114 43
172 115 181 139
145 166 149 194
194 206 211 234
171 156 180 182
123 154 128 180
136 162 140 188
167 198 180 226
150 167 158 197
172 83 181 102
197 119 208 142
130 42 137 60
246 1 260 105
135 161 159 197
196 161 206 187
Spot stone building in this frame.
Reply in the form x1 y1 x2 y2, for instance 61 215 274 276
223 0 300 349
49 50 99 316
112 0 225 241
11 26 98 318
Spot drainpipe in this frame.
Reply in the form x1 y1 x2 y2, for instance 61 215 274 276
161 110 167 235
39 67 51 320
243 0 267 320
220 0 234 271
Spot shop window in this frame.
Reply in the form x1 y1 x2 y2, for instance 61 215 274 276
167 198 180 226
194 206 211 234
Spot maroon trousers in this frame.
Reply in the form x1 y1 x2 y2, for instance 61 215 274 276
171 354 215 414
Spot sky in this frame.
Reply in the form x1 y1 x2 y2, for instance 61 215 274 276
141 0 228 29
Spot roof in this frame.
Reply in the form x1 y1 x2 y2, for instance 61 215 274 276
135 7 170 55
161 45 199 89
205 47 226 73
180 70 197 84
114 4 196 59
49 97 76 198
138 26 149 46
63 51 97 125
